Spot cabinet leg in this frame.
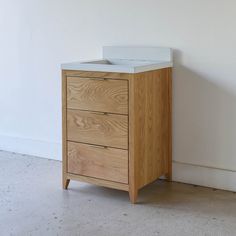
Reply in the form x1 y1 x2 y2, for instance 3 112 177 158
166 157 172 182
63 178 70 189
165 173 172 182
129 189 138 204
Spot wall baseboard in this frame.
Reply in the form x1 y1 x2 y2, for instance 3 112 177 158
173 161 236 192
0 134 61 160
1 134 236 192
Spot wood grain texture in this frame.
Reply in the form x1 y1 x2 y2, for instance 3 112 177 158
167 68 172 181
67 173 129 191
129 68 171 191
128 75 137 202
67 77 128 114
62 71 70 189
63 70 133 80
67 142 128 183
67 110 128 149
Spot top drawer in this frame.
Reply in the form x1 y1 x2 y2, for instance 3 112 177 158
67 77 128 114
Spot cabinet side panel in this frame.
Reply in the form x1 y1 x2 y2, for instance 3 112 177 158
128 76 138 198
133 69 170 189
62 71 68 184
167 68 172 180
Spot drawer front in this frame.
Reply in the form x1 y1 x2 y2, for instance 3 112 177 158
67 142 128 184
67 110 128 149
67 77 128 114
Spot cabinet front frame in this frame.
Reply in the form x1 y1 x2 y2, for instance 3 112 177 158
62 70 132 191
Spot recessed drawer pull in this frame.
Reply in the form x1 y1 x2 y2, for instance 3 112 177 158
91 111 108 116
89 78 108 81
92 145 108 149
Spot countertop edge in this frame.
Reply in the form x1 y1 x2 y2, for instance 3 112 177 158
61 62 173 74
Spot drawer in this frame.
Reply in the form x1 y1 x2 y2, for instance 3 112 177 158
67 110 128 149
67 142 128 184
67 77 128 114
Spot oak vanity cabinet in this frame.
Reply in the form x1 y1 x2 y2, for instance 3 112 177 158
62 69 172 203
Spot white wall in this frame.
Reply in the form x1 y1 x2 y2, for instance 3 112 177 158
1 0 236 191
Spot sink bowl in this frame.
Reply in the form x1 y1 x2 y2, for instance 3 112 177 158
81 59 154 66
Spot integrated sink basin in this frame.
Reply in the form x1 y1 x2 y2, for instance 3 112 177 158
61 46 173 73
81 59 155 66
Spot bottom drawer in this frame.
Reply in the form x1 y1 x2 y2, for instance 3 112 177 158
67 142 128 184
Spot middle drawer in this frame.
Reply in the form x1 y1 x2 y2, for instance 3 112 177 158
67 110 128 149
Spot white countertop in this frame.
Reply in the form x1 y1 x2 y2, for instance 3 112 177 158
61 46 173 73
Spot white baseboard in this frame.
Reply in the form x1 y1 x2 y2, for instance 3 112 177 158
1 134 236 192
173 161 236 192
0 134 61 160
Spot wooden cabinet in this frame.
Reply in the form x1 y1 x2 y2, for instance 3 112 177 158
62 69 172 203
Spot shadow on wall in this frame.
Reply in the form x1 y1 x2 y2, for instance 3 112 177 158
172 49 236 171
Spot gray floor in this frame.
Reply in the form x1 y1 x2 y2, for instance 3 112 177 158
1 151 236 236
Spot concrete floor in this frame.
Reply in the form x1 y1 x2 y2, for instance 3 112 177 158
1 151 236 236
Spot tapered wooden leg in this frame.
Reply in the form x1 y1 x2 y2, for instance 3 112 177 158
165 143 172 181
63 178 70 189
165 172 172 182
129 189 138 204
